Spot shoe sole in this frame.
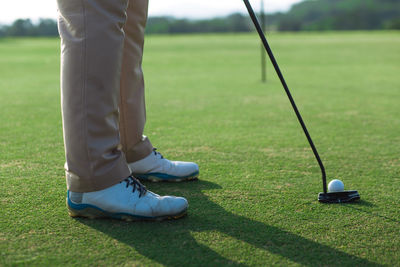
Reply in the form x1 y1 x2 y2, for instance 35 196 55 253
132 171 199 183
66 198 187 222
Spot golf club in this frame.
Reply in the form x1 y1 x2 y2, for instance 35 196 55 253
243 0 360 203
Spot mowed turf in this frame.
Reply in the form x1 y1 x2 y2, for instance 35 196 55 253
0 31 399 266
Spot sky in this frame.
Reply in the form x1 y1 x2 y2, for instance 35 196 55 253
0 0 304 24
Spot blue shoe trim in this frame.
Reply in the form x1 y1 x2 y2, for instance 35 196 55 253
67 191 159 220
133 171 199 180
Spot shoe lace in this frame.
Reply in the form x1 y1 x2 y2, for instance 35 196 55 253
153 148 164 159
123 176 147 198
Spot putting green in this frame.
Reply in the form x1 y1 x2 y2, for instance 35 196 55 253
1 32 399 266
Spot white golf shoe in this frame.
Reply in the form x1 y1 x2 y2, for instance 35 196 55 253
67 176 188 221
128 148 199 182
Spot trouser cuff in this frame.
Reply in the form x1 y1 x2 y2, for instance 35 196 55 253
124 135 153 163
65 159 131 193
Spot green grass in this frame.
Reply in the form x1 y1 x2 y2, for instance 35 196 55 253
1 31 399 266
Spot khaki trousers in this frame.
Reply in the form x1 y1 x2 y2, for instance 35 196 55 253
57 0 153 192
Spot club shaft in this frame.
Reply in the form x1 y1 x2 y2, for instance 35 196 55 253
243 0 327 193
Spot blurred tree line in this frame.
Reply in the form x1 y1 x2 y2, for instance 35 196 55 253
0 0 399 37
0 19 58 37
146 13 252 34
277 0 400 31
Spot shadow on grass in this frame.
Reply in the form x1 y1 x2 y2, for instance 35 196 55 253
77 180 380 266
343 199 400 223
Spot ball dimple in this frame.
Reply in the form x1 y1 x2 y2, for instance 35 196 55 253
328 179 344 192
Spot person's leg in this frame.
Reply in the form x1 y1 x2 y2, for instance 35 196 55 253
119 0 153 163
119 0 199 182
58 0 131 193
57 0 188 220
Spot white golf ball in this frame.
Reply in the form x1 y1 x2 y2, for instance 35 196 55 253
328 179 344 192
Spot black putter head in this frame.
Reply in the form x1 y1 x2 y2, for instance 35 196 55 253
318 190 360 203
